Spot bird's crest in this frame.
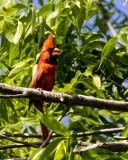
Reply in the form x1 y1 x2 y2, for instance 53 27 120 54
42 33 55 50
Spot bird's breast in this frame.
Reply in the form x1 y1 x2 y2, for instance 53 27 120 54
39 63 58 91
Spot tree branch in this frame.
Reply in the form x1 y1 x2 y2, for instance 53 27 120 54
0 134 38 148
114 136 128 140
106 77 126 90
0 83 128 112
1 140 128 152
2 158 27 160
73 141 128 152
0 142 42 150
72 127 124 136
2 127 124 139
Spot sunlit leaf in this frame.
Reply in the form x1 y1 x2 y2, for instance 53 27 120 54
32 6 37 32
13 21 23 44
6 3 25 16
38 4 53 17
54 141 65 160
4 17 15 42
28 148 44 160
122 124 128 137
99 36 118 69
39 138 65 160
8 58 34 79
74 154 82 160
92 75 101 89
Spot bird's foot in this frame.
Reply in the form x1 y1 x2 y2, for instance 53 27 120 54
37 88 42 91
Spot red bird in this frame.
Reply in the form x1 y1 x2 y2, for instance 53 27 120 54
29 33 60 140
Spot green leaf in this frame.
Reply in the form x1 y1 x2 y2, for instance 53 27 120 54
56 20 66 36
36 109 71 137
32 6 37 32
69 135 78 148
28 148 44 160
38 4 53 17
92 75 101 89
74 154 82 160
87 41 105 49
19 4 31 19
0 19 4 34
118 26 128 36
86 6 97 20
54 140 66 160
85 0 93 20
78 80 95 90
113 86 121 100
9 43 19 66
8 58 34 79
39 138 65 160
13 21 23 44
124 89 128 95
83 117 101 125
114 70 123 79
99 36 118 69
71 115 82 122
96 89 105 99
62 70 81 93
86 34 104 43
96 17 107 35
6 3 25 16
77 6 85 33
71 4 79 18
122 124 128 136
4 17 15 42
84 68 92 76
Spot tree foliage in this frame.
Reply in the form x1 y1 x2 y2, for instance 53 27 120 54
0 0 128 159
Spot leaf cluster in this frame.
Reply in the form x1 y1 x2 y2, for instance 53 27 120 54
0 0 128 159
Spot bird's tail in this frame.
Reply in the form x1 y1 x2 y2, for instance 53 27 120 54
30 100 48 141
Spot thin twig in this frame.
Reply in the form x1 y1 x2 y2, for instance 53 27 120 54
0 134 38 148
114 136 128 140
72 127 124 136
107 78 126 90
0 142 42 150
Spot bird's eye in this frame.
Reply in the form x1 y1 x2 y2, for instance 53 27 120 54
47 47 54 52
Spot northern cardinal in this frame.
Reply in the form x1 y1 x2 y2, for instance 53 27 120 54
29 33 60 140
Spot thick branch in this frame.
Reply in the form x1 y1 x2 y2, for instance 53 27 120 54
0 83 128 112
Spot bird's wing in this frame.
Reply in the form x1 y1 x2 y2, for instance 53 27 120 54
29 69 44 108
31 69 44 89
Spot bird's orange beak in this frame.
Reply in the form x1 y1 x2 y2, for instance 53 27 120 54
52 47 60 56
